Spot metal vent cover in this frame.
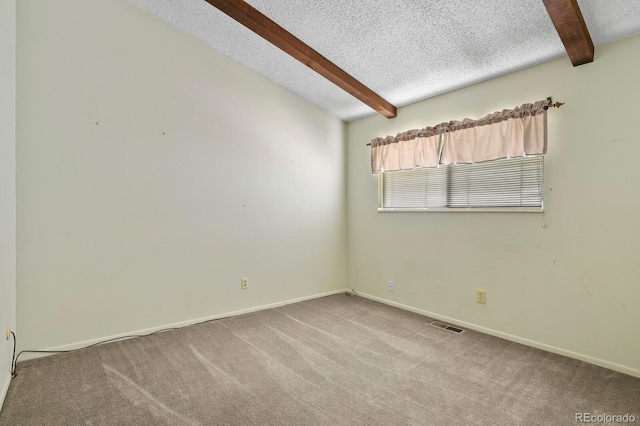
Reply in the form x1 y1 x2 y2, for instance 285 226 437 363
430 320 465 334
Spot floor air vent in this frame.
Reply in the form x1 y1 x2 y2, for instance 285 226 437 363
429 320 465 333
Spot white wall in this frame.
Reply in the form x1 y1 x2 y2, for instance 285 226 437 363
17 0 346 352
347 35 640 376
0 0 16 409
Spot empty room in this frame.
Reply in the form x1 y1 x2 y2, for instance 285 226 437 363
1 0 639 424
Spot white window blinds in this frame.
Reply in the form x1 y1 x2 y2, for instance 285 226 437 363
379 156 544 211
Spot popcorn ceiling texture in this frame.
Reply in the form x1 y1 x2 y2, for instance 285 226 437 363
129 0 640 121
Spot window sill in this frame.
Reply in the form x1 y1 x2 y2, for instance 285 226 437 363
377 207 544 213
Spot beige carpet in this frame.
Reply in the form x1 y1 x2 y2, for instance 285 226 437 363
1 295 639 425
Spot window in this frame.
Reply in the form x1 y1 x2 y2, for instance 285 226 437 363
378 156 544 212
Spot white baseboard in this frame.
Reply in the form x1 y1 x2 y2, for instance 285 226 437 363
0 372 10 413
18 289 351 363
357 291 640 379
20 288 637 379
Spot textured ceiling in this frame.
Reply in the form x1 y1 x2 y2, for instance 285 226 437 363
129 0 640 122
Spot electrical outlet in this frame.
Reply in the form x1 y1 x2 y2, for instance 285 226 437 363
388 281 395 292
5 327 10 340
476 290 486 304
241 278 249 290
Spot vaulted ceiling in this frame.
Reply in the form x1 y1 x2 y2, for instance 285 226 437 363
129 0 640 121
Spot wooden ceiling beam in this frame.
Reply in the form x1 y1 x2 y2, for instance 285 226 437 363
204 0 397 118
542 0 594 66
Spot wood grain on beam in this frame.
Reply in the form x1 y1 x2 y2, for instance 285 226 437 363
204 0 397 118
542 0 594 66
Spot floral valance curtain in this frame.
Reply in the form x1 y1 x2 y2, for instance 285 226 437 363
370 99 549 174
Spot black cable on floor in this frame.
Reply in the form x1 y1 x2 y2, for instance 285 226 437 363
10 331 17 378
10 315 233 377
